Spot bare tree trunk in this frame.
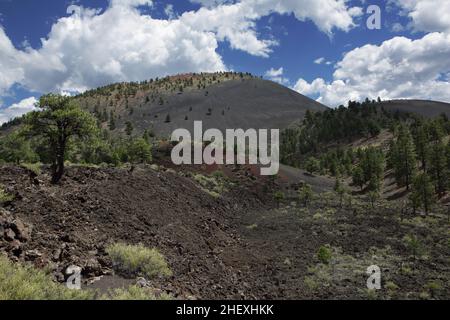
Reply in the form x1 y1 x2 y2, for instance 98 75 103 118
51 140 65 184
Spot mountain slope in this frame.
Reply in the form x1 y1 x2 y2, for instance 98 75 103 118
75 73 328 137
378 99 450 118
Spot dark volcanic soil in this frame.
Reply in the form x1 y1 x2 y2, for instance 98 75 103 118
0 165 449 299
0 165 269 299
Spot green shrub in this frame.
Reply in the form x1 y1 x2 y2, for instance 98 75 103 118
317 246 332 264
103 285 172 300
0 254 94 300
298 184 314 207
21 163 42 175
106 243 172 279
0 254 173 300
0 185 13 205
304 276 318 290
212 170 225 179
403 234 423 259
273 191 285 207
425 280 443 297
385 281 399 292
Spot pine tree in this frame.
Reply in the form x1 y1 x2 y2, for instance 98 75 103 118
411 120 429 170
360 147 384 192
125 121 134 136
305 157 320 175
352 166 365 190
273 191 285 208
298 184 313 207
368 190 380 209
392 125 417 190
334 176 346 207
409 173 436 215
428 140 448 194
142 130 150 142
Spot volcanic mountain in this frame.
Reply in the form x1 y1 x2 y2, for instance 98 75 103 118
74 72 328 137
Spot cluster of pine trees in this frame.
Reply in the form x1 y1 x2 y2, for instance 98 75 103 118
281 98 450 213
281 99 402 165
387 117 450 213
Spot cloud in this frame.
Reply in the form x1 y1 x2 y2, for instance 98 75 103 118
0 0 361 96
109 0 153 8
1 2 226 94
314 57 333 65
192 0 362 34
391 22 406 33
190 0 235 8
294 32 450 107
0 28 24 96
314 57 325 64
0 97 38 125
164 4 177 20
264 67 289 85
391 0 450 33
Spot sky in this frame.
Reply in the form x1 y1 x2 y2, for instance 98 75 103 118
0 0 450 124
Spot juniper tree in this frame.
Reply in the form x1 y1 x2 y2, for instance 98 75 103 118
24 94 97 183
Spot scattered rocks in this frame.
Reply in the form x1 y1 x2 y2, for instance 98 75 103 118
10 219 31 242
4 228 16 241
136 277 150 288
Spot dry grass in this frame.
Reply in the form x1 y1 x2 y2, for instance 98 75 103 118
106 243 172 279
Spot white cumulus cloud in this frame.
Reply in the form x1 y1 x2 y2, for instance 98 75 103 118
0 0 361 97
264 67 289 84
294 32 450 107
391 0 450 33
0 97 38 125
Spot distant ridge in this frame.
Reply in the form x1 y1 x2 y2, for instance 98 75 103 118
377 99 450 118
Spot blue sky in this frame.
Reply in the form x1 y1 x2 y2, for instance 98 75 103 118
0 0 449 124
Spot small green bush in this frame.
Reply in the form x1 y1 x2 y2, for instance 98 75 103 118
403 234 423 259
0 185 13 205
21 163 42 175
317 246 332 264
106 243 172 279
0 254 172 300
273 191 285 207
0 254 94 300
103 285 172 300
425 280 443 297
